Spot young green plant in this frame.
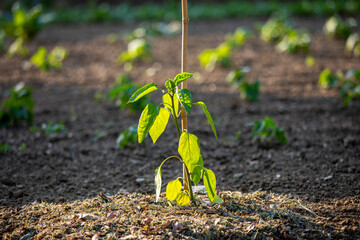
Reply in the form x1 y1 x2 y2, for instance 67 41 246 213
248 117 288 144
128 72 222 206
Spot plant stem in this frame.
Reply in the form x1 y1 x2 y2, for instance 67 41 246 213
171 94 181 138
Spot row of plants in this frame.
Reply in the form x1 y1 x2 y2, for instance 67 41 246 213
2 0 359 24
319 69 360 106
259 14 312 54
323 15 360 57
0 3 68 71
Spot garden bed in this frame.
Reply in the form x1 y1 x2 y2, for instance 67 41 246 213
1 18 359 239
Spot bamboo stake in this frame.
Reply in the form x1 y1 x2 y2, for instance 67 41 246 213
181 0 191 197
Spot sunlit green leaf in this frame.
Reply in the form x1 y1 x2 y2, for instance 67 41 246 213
128 83 159 103
165 79 175 94
194 102 217 140
166 178 182 201
176 191 190 206
204 168 223 203
149 107 170 143
177 89 192 116
173 72 193 86
190 156 203 186
162 93 179 117
138 103 159 143
178 131 200 169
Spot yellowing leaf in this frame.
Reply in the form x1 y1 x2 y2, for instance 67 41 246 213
176 191 190 206
166 179 182 201
128 83 159 103
204 168 223 203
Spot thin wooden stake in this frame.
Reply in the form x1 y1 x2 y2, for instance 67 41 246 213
181 0 191 197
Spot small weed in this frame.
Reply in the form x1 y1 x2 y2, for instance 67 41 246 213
116 125 138 148
108 74 149 113
305 56 315 67
6 38 28 57
41 121 67 136
0 82 34 128
319 69 360 106
226 67 260 102
92 129 107 142
0 143 11 153
323 15 357 39
118 39 151 71
248 117 288 144
276 29 311 53
31 46 68 71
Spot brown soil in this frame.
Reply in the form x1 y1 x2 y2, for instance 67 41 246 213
0 18 359 239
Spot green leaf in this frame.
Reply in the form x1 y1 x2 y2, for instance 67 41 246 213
275 128 288 144
149 107 170 143
128 83 159 103
165 79 175 94
178 131 200 170
155 166 162 202
204 168 223 204
194 102 218 140
177 89 193 116
166 178 182 201
138 103 160 143
176 191 190 206
191 156 203 186
30 46 48 71
173 72 193 86
162 93 179 117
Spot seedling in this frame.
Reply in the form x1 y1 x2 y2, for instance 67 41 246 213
117 125 138 148
6 38 28 57
260 17 291 43
118 38 151 71
345 33 360 57
226 67 261 102
260 15 311 54
248 117 288 144
198 27 251 71
275 29 311 53
31 46 68 71
108 74 149 113
319 69 360 106
0 144 11 153
305 56 315 67
0 82 34 128
323 15 357 39
41 122 67 136
128 72 222 206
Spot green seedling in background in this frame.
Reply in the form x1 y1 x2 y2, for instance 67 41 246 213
42 122 67 136
260 15 311 54
128 72 222 206
276 29 311 53
0 30 7 54
319 69 360 106
305 56 315 67
226 67 261 102
108 74 149 113
0 143 11 153
31 46 68 71
248 117 288 144
199 27 251 71
0 82 34 128
117 125 138 148
118 39 151 71
323 15 357 39
345 33 360 57
1 3 54 57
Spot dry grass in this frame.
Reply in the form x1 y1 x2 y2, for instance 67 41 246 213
2 190 349 239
